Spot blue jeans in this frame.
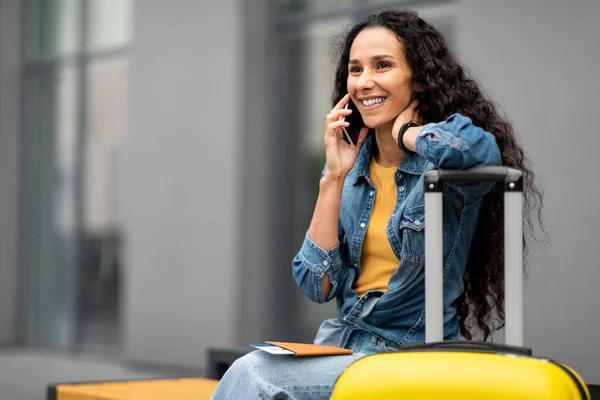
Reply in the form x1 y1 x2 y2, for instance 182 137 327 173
209 329 398 400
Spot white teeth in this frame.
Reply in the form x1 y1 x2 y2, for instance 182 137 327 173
362 97 385 106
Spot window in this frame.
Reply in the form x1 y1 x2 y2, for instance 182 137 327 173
20 0 133 353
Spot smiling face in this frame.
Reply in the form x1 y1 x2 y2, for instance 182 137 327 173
347 27 415 130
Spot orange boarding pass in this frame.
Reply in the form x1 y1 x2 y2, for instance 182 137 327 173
250 341 353 356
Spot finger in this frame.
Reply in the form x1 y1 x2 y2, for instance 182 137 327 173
355 127 369 147
325 126 345 146
332 93 350 112
325 121 348 143
328 120 350 132
327 108 353 123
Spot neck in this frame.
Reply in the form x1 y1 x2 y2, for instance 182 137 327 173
374 122 405 168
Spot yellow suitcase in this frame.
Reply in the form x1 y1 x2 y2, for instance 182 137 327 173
331 342 590 399
331 167 590 399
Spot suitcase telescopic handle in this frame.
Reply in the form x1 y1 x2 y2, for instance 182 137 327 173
435 165 523 184
423 166 524 346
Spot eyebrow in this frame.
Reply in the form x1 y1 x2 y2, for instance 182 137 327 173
348 54 396 64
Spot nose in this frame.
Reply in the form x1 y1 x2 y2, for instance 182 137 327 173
356 69 375 92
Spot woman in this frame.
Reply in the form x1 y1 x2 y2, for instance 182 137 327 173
211 8 542 400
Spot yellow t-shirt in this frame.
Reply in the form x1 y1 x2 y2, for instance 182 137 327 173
354 157 400 297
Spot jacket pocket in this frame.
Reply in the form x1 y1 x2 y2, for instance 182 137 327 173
399 205 425 262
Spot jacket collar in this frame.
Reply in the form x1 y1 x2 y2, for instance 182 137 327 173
350 131 429 185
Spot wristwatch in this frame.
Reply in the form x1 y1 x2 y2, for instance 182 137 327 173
397 120 421 155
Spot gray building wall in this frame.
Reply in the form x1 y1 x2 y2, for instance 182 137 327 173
457 0 600 383
0 0 22 345
122 0 245 370
236 0 278 347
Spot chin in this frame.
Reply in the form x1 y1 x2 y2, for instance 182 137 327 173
362 116 395 130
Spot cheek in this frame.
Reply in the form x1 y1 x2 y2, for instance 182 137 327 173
346 78 356 94
390 79 413 106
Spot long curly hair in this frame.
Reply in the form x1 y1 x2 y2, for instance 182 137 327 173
331 9 544 340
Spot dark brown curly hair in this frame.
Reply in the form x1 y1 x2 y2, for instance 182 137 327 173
331 9 544 340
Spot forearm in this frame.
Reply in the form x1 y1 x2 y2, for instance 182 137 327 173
307 176 345 299
308 176 344 250
403 114 502 200
400 126 421 153
409 114 501 169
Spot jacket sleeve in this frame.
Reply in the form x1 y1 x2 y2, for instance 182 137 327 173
292 228 347 304
415 113 502 201
292 164 347 303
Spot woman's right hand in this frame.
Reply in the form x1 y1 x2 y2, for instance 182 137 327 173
323 94 369 182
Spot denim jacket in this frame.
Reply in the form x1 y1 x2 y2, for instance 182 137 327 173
292 113 502 348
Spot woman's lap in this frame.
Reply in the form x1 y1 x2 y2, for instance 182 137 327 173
210 350 367 400
210 327 393 400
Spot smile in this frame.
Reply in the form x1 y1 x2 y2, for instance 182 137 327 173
359 97 387 109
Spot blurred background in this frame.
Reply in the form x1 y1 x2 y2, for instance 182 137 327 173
1 0 599 398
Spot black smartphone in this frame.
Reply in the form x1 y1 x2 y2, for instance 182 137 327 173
341 99 365 146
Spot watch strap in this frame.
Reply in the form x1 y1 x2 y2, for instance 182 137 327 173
397 120 421 155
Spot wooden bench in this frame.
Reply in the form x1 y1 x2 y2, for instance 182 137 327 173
46 348 250 400
48 378 219 400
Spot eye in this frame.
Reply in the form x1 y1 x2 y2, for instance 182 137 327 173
349 66 362 73
377 61 391 69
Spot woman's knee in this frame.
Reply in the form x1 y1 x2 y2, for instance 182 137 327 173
223 350 268 380
211 351 270 399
